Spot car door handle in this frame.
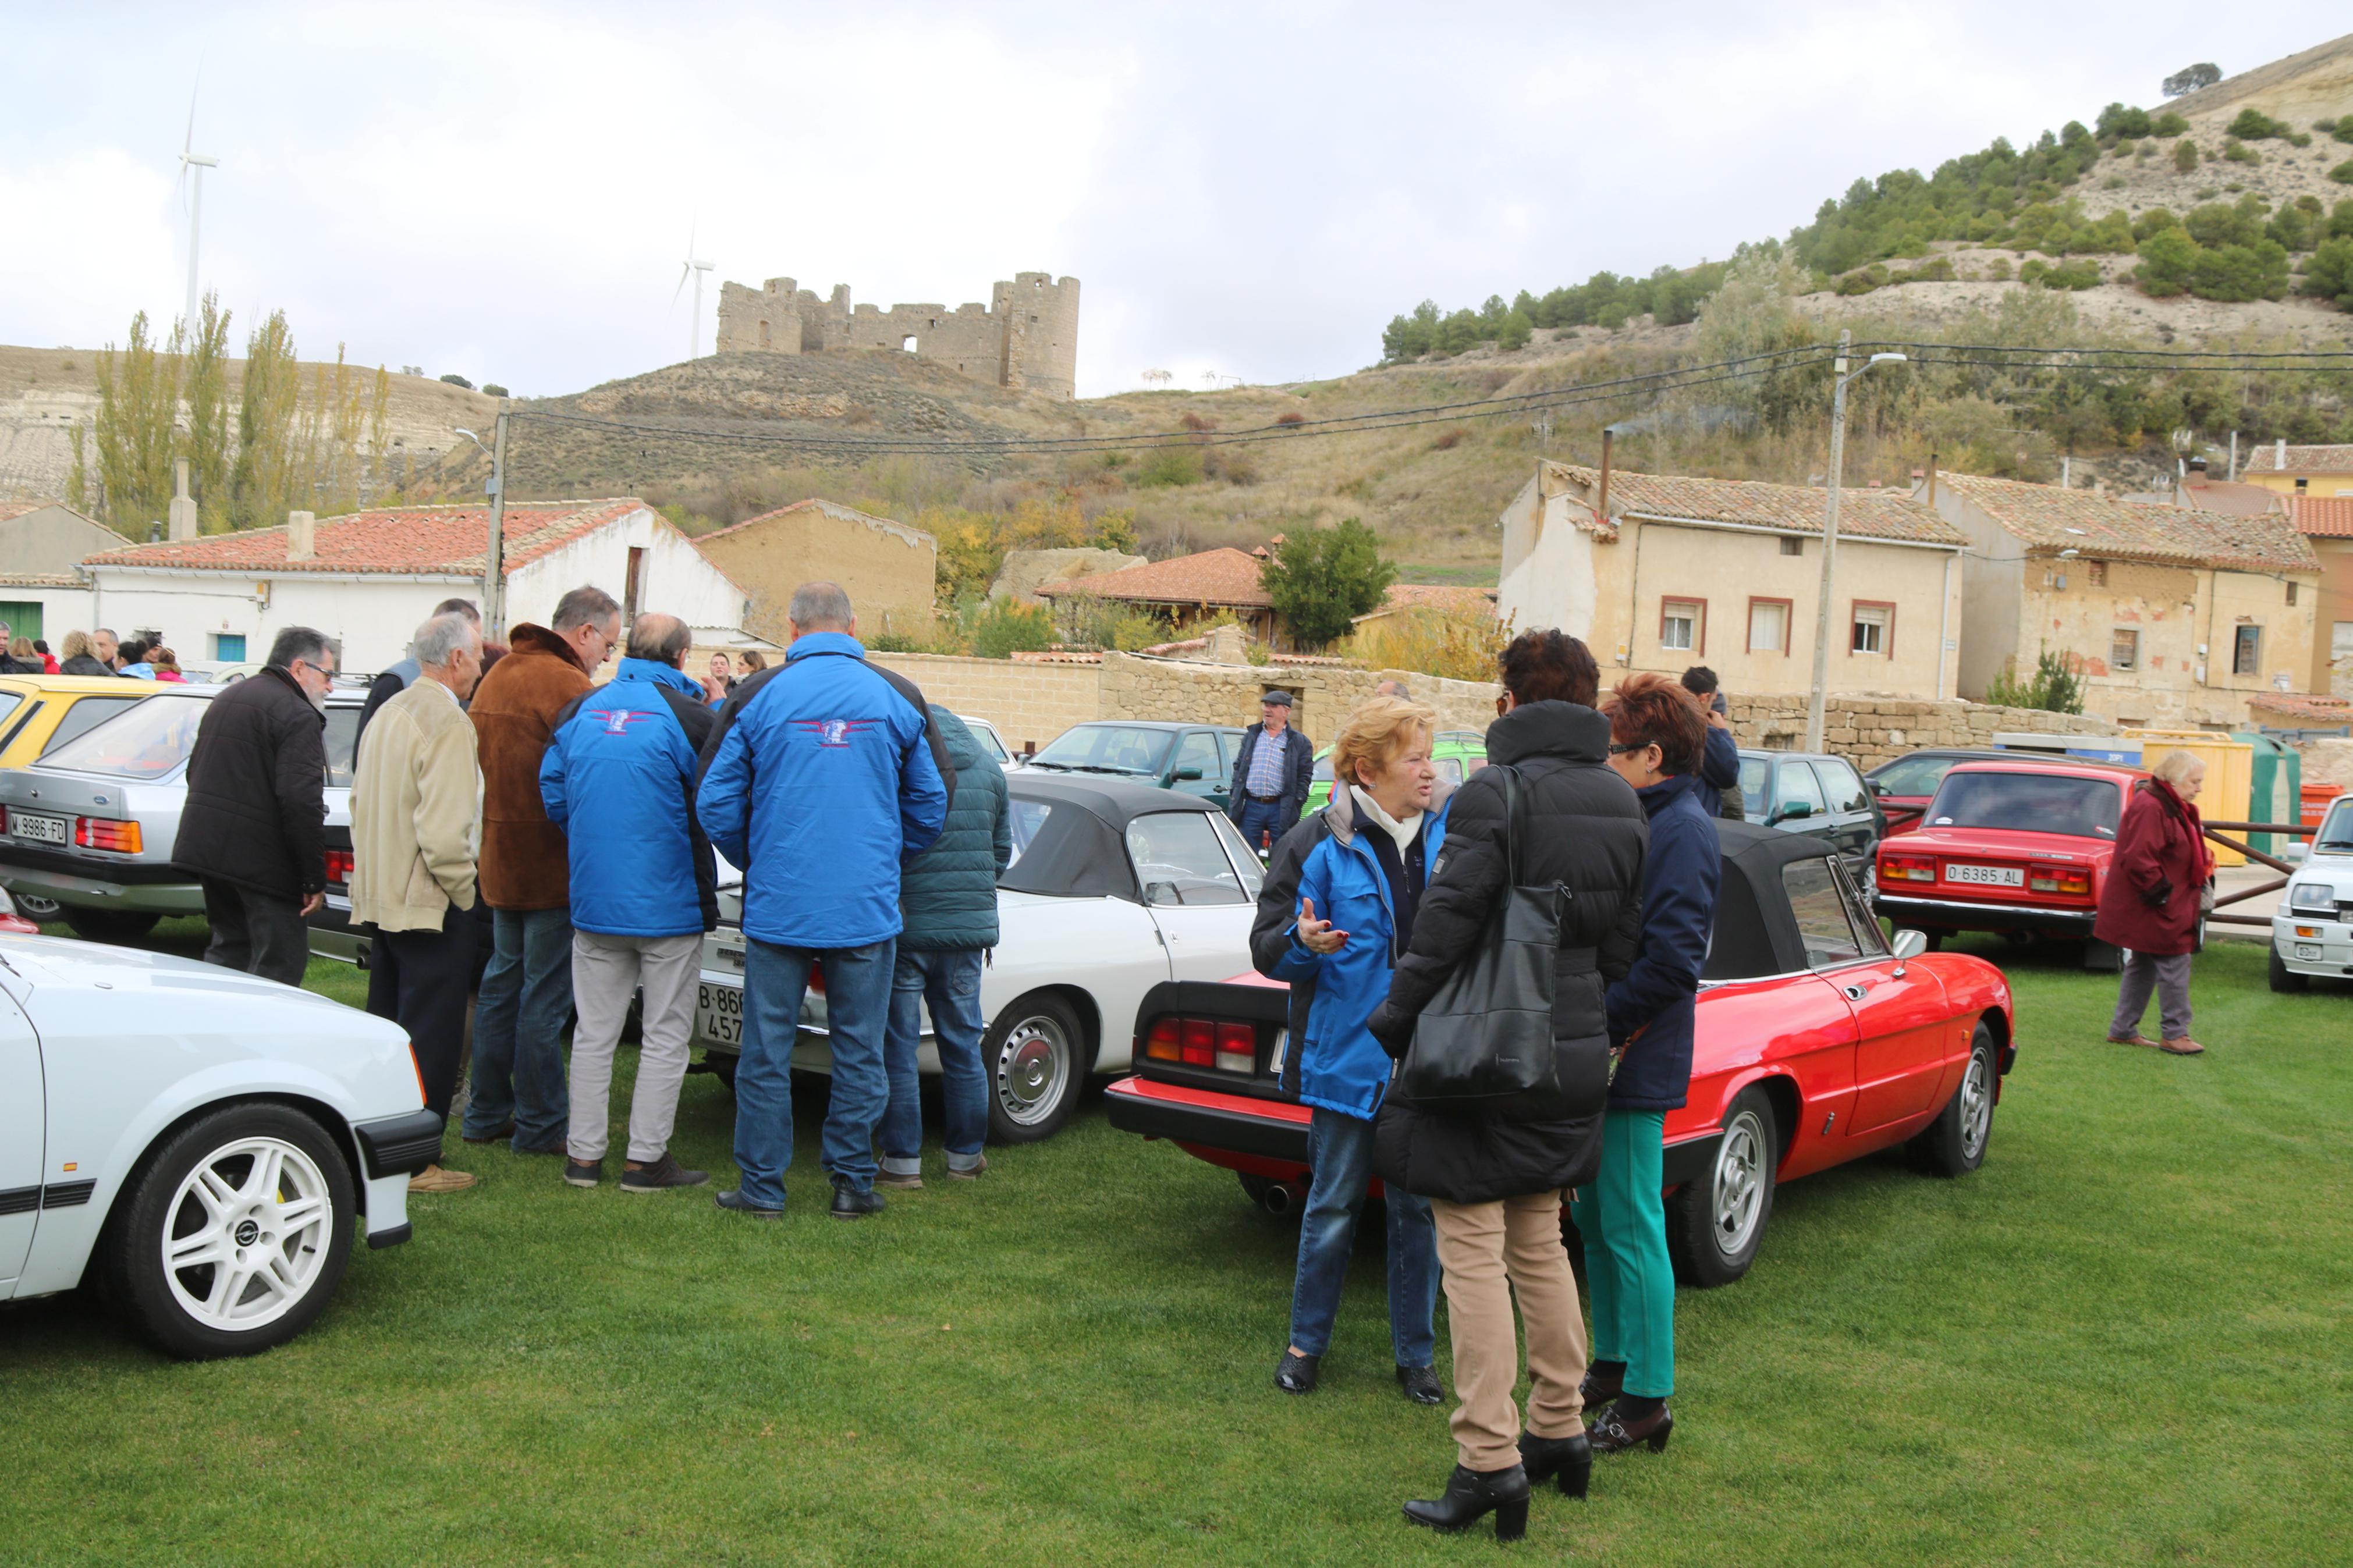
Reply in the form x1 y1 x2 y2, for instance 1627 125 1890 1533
1842 983 1869 1001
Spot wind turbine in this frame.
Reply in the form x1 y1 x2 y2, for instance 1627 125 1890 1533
176 83 218 335
672 226 715 359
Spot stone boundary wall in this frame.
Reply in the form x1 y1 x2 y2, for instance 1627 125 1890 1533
1726 692 2118 771
871 652 1102 751
1098 654 1499 742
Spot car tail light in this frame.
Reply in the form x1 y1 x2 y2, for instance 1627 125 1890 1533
808 962 825 995
1145 1015 1260 1073
1144 1018 1180 1061
1215 1022 1254 1074
2028 863 2091 897
1881 852 1936 883
323 848 355 887
74 816 141 854
1179 1018 1215 1066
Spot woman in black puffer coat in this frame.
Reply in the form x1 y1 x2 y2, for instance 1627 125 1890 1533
1367 631 1647 1541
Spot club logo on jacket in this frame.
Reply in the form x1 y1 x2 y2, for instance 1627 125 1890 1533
796 719 870 748
599 708 651 735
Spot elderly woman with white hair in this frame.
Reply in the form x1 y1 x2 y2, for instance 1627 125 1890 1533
2093 749 2213 1056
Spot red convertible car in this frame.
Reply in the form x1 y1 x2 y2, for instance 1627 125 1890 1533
1871 758 2152 962
1105 823 2014 1286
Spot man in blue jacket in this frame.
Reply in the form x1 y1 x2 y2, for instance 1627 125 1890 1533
1681 666 1744 821
540 613 719 1194
698 582 951 1220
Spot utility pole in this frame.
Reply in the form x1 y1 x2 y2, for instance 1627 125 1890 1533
483 406 509 635
1805 332 1905 753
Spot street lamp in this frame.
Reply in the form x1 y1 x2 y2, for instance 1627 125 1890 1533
1804 333 1907 752
453 407 510 637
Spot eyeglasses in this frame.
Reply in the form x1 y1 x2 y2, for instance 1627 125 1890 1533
1607 742 1645 755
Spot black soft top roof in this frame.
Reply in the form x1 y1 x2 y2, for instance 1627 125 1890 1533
1703 820 1846 981
999 774 1223 902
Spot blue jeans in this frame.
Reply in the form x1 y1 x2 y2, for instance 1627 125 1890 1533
881 947 989 1174
463 905 573 1150
1289 1107 1439 1366
733 936 895 1206
1233 798 1294 858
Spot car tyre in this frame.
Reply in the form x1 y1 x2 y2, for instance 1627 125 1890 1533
1667 1087 1777 1288
14 892 61 921
62 906 162 944
96 1102 356 1360
2081 939 2123 973
2269 945 2309 994
1912 1022 1997 1178
984 990 1088 1145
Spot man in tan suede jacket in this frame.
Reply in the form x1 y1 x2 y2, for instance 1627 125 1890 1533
352 611 485 1195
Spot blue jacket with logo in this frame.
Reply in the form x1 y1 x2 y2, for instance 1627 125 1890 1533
1254 783 1453 1121
695 632 950 950
539 658 719 939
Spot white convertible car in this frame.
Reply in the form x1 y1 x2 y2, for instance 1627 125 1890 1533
1 929 441 1359
693 774 1264 1142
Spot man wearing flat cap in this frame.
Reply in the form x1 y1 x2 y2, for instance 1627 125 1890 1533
1226 689 1315 855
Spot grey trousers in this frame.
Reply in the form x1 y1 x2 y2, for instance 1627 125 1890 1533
566 930 702 1164
2111 950 2194 1041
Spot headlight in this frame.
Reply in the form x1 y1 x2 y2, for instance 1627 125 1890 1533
2288 883 2338 915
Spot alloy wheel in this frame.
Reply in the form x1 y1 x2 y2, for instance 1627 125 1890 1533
1713 1110 1768 1255
1958 1050 1993 1162
161 1136 335 1333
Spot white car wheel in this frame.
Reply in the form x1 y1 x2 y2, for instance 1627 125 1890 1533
101 1103 356 1359
984 991 1088 1145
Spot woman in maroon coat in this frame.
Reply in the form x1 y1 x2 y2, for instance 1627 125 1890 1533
2095 751 2212 1056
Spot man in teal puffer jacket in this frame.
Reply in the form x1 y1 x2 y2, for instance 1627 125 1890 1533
879 706 1011 1186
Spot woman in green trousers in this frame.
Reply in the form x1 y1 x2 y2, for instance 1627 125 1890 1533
1575 674 1721 1453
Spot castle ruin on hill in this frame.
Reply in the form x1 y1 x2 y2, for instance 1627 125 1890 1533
714 272 1080 400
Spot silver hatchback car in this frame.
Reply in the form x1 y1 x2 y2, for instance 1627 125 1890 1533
0 685 363 944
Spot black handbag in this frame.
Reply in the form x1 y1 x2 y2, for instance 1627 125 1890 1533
1397 766 1575 1113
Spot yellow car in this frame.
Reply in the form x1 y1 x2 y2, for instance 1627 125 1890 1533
0 674 161 770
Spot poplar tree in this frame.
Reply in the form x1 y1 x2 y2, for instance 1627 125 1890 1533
231 311 300 530
178 293 234 532
91 312 180 534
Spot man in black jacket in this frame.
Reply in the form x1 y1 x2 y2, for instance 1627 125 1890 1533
175 627 339 985
1226 690 1315 855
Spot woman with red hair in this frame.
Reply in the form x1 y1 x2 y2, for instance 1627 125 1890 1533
1577 672 1721 1456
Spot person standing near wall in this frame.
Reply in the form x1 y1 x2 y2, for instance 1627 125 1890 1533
2097 749 2212 1056
878 704 1010 1189
462 585 622 1156
1679 666 1742 822
1576 673 1722 1457
1227 691 1315 854
699 582 949 1221
352 613 485 1194
540 612 717 1192
175 626 339 986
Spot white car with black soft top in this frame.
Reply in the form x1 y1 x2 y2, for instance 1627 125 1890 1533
0 933 439 1359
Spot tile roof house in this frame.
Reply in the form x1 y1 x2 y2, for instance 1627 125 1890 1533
0 501 117 641
2293 495 2353 695
1497 460 1965 702
81 499 750 673
691 497 936 642
2241 441 2353 505
1037 546 1279 639
1927 471 2320 727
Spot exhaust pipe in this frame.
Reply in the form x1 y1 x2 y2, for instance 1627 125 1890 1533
1259 1181 1301 1217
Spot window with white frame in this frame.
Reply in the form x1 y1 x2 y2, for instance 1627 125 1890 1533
1661 599 1702 652
2111 628 2138 671
1748 599 1788 654
1850 603 1890 655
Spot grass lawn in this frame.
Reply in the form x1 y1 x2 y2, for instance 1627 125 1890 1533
2 930 2348 1565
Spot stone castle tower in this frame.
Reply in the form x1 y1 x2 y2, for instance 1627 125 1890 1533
713 272 1080 400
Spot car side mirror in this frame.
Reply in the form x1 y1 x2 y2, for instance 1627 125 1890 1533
1145 880 1180 906
1890 927 1927 975
1868 779 1889 796
1172 766 1204 781
1773 801 1813 823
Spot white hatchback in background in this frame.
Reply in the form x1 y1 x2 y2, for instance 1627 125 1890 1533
2272 796 2353 992
0 927 439 1359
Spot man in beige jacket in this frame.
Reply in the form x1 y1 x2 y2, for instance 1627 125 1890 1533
352 612 485 1195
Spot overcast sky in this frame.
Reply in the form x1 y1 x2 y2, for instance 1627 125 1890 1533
2 4 2343 400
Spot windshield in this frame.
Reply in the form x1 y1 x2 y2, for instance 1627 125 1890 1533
42 694 210 779
1027 725 1173 777
1925 771 2121 838
2315 798 2353 854
1738 755 1771 819
1870 753 1965 797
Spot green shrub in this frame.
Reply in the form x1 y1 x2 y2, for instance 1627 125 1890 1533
2338 120 2353 145
481 382 508 398
2306 237 2353 309
1494 310 1534 351
439 372 473 389
2228 108 2292 140
1089 509 1138 553
2189 239 2291 302
1260 519 1397 648
2174 138 2199 173
2097 103 2153 140
1986 647 2085 713
2150 111 2188 137
1134 447 1206 488
2330 200 2353 240
1986 255 2013 280
2290 133 2313 148
2267 202 2319 253
2185 195 2267 248
2135 225 2198 296
2221 140 2259 165
2022 257 2102 290
2333 161 2353 184
2132 207 2180 241
970 600 1054 659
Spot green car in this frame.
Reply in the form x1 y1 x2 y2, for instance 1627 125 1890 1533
1304 729 1488 815
1020 721 1246 810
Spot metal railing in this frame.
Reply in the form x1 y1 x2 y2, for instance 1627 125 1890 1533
2201 819 2314 927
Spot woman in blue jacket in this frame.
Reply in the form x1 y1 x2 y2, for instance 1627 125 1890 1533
1575 673 1720 1455
1250 696 1451 1405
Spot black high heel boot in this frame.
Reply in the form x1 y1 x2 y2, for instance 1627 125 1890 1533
1517 1428 1593 1499
1403 1463 1532 1541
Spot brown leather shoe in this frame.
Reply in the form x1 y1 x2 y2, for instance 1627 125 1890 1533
409 1164 477 1194
1587 1401 1673 1454
2159 1036 2205 1055
1578 1364 1626 1408
2107 1032 2157 1047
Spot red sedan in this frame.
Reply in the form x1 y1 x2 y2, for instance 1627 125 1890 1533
1871 759 2149 959
1105 822 2014 1286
